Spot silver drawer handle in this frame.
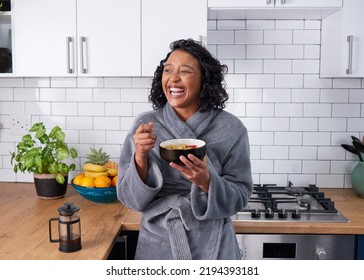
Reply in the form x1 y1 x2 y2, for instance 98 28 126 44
346 35 353 75
66 37 74 74
80 36 87 74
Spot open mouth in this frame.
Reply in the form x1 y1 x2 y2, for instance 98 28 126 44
169 87 186 97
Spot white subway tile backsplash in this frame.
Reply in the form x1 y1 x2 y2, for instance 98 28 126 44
275 160 301 173
319 118 346 131
235 60 262 73
40 88 66 102
316 175 344 188
275 45 304 59
262 118 289 131
51 77 77 88
293 30 321 44
78 102 104 116
333 78 362 89
302 160 330 173
274 132 302 145
275 104 303 117
289 146 317 160
264 30 292 44
292 60 320 74
303 132 331 146
66 88 93 102
303 103 331 117
247 45 275 59
24 78 50 88
263 89 291 102
276 20 304 30
1 18 363 188
290 118 318 131
218 45 246 59
275 74 303 88
93 88 121 102
320 89 349 103
246 74 274 88
26 102 51 115
52 102 78 116
246 20 274 30
14 88 39 101
264 60 291 74
332 104 361 117
217 20 245 30
207 30 234 44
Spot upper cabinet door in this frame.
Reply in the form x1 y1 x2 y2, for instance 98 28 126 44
274 0 342 8
76 0 141 76
208 0 342 8
320 0 364 77
13 0 77 77
141 0 207 77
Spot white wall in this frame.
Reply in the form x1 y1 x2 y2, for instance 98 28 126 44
0 19 363 188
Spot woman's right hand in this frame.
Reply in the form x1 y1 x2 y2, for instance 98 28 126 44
133 122 156 181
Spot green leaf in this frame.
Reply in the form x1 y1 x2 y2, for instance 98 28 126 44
69 163 76 171
55 130 65 142
70 148 78 159
22 134 32 141
24 157 34 169
48 162 58 174
34 156 42 172
55 173 65 185
29 123 43 132
35 126 46 139
57 147 69 160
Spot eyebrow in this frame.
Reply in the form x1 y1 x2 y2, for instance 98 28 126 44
163 63 195 71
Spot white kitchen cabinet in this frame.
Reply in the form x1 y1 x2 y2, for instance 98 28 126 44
141 0 207 77
320 0 364 77
208 0 342 20
13 0 140 77
208 0 342 9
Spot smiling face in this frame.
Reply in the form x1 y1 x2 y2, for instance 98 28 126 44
162 49 202 121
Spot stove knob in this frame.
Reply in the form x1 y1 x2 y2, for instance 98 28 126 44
265 208 274 219
278 209 288 219
316 247 327 260
291 209 301 219
251 209 261 218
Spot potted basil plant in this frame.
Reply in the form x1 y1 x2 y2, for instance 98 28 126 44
10 122 78 199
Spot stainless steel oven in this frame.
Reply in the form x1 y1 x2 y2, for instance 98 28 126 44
236 234 356 260
233 183 356 260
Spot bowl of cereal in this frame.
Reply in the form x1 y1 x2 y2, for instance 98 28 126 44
159 138 206 165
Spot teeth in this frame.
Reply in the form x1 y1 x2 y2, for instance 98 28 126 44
169 87 185 96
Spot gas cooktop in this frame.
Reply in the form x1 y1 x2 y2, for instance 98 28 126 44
232 182 349 223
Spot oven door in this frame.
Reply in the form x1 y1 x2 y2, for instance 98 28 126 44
236 234 356 260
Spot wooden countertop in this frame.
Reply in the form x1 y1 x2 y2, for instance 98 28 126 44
121 188 364 235
0 182 127 260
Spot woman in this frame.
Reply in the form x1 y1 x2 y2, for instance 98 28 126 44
117 39 253 260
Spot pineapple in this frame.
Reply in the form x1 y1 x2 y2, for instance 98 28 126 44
86 147 110 165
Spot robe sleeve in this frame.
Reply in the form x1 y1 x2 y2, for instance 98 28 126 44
116 130 164 212
191 126 253 220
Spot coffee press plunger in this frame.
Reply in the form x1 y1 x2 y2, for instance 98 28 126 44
49 202 82 252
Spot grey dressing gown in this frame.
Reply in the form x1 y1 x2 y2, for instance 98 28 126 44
117 103 253 260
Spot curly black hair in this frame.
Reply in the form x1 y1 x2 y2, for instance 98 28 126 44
149 38 229 112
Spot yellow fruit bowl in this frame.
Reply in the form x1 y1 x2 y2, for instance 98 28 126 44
71 179 117 204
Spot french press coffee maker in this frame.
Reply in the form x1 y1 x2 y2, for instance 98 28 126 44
49 202 82 253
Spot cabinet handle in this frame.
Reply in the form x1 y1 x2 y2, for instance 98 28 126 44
346 35 353 75
80 36 87 74
281 0 286 4
66 37 74 74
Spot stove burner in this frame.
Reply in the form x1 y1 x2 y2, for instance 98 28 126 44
285 186 306 196
298 198 311 207
232 181 349 223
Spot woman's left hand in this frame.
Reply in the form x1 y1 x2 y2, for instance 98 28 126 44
170 155 210 193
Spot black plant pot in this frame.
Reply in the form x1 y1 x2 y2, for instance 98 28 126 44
0 48 12 73
0 1 11 11
34 174 68 199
